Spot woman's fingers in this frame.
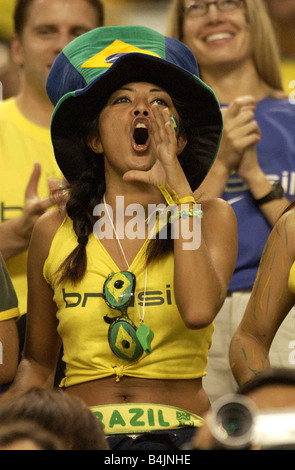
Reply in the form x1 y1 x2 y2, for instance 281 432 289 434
151 104 177 160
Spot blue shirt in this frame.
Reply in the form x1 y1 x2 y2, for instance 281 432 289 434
223 97 295 291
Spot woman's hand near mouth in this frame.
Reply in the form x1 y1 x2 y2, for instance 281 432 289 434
123 103 191 197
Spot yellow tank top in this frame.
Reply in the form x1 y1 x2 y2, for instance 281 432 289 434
288 261 295 294
43 216 214 387
0 253 19 321
0 98 62 313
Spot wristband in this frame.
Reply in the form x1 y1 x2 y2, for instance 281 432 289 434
254 182 284 206
169 206 204 224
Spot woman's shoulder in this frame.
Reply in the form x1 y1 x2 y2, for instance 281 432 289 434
34 207 66 234
198 196 236 217
30 208 67 255
26 208 68 275
198 197 237 232
274 207 295 253
275 206 295 230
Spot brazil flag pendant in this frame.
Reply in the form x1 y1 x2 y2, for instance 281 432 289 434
103 271 153 361
108 317 143 362
103 271 136 310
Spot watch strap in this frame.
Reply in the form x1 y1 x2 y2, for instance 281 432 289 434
254 182 284 206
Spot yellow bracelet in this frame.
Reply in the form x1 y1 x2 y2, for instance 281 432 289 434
169 206 204 223
157 184 196 206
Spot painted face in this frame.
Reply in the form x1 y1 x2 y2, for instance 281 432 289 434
182 1 253 72
93 82 181 177
12 0 100 95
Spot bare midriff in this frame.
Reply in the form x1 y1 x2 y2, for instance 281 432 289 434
64 376 210 417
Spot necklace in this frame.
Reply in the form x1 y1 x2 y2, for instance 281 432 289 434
103 195 154 359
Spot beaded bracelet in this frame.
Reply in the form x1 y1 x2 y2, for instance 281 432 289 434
169 206 204 224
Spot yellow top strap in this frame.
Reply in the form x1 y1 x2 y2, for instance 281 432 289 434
177 196 196 204
157 184 175 205
157 184 196 206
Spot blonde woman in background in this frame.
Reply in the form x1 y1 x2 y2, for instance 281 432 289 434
167 0 295 402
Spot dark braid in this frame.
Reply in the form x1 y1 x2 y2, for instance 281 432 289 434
56 155 105 285
57 160 172 283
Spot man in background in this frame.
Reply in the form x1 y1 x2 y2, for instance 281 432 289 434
0 0 20 100
0 0 104 315
0 0 104 386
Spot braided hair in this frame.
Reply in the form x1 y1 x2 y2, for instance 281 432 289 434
56 151 105 284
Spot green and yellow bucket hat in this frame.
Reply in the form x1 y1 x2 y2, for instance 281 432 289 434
46 25 222 190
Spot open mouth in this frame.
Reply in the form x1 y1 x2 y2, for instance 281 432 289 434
133 124 149 145
131 120 150 151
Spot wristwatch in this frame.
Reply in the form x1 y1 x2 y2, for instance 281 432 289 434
254 182 285 206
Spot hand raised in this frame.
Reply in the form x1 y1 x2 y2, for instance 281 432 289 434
237 144 261 181
16 162 58 241
218 95 261 173
123 104 191 197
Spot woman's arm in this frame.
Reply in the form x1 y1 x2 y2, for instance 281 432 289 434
0 253 19 385
173 197 237 329
229 209 295 386
124 102 238 329
198 96 261 199
1 209 64 400
0 163 58 260
0 320 19 386
237 146 291 226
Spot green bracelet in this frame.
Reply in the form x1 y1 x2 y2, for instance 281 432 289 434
169 206 204 224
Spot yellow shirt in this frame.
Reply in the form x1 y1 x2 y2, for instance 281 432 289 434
0 253 19 321
288 261 295 294
281 58 295 95
0 0 15 41
0 98 61 314
44 216 214 387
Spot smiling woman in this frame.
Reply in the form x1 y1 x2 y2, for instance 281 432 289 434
166 0 295 404
167 0 283 94
2 25 238 450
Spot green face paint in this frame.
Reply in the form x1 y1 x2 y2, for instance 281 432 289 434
170 114 178 132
